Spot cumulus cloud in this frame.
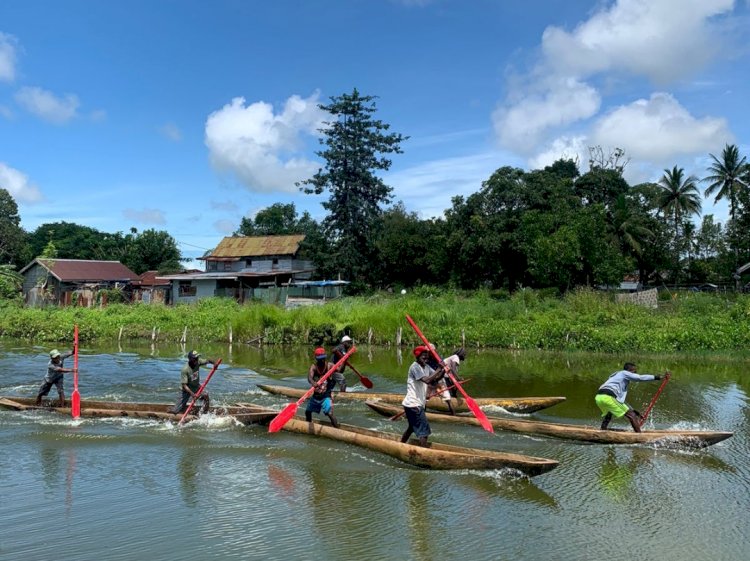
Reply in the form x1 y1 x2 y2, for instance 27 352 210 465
213 219 237 234
0 32 18 82
493 0 736 152
210 200 239 212
0 162 43 203
591 93 733 161
204 92 326 193
122 208 166 225
541 0 734 84
159 122 182 142
15 86 80 124
528 136 589 171
493 78 600 153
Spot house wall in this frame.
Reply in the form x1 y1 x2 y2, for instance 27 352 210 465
205 257 312 273
171 279 217 304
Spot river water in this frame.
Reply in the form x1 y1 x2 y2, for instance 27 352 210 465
0 339 747 561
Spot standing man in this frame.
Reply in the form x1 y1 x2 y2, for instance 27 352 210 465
36 349 76 406
330 335 354 393
401 346 446 446
433 347 467 415
169 350 216 415
305 347 339 427
595 362 666 432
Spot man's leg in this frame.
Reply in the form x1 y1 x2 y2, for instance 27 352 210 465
200 393 210 414
600 412 613 430
625 410 642 433
326 412 339 428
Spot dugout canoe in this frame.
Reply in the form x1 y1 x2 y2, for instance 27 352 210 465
256 383 565 414
235 402 558 476
0 396 276 425
365 400 733 449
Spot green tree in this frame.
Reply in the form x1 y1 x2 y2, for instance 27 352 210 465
27 222 123 261
299 88 407 289
0 188 28 268
122 229 183 274
236 203 302 236
657 166 701 281
0 263 23 300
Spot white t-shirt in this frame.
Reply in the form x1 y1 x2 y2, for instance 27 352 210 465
402 361 433 408
443 354 461 377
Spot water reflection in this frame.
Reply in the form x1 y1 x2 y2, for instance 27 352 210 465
598 448 651 503
458 473 558 509
179 447 207 508
405 473 435 561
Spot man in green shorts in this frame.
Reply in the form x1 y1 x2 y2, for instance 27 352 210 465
595 362 665 432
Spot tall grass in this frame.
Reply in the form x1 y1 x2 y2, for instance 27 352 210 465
1 290 749 353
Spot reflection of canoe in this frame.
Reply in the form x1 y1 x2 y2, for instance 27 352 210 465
365 401 733 449
256 384 565 414
0 396 276 425
236 402 558 476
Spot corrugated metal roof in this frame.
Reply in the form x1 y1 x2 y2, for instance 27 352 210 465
205 235 305 258
29 259 138 282
133 271 171 286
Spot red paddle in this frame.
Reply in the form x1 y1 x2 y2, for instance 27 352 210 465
268 346 357 433
346 361 374 389
405 315 494 434
638 371 671 428
178 358 223 426
71 325 80 419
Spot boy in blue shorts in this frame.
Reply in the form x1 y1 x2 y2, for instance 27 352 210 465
305 347 339 427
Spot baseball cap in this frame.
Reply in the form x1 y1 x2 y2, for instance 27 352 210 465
413 345 429 358
49 349 61 358
314 347 327 359
187 350 201 360
341 335 353 343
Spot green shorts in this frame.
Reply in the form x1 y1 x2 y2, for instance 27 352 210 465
595 394 629 418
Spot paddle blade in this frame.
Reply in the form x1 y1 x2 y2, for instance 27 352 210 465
360 376 374 389
268 402 298 433
464 396 494 433
71 390 81 419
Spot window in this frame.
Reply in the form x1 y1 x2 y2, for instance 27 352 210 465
245 259 252 267
178 281 196 297
223 261 232 271
272 258 279 269
207 261 217 271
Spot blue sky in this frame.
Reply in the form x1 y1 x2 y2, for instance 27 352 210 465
1 0 749 267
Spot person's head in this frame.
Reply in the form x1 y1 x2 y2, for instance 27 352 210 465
314 347 327 363
623 362 636 372
187 350 201 364
454 348 466 361
413 345 429 365
341 335 353 349
49 349 61 362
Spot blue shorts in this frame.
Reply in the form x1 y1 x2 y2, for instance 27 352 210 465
403 406 431 438
306 395 332 415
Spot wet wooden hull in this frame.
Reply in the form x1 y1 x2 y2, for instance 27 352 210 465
256 383 565 414
0 396 276 425
365 401 733 449
236 402 558 475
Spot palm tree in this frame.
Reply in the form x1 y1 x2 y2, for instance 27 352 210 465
703 144 747 222
658 166 702 243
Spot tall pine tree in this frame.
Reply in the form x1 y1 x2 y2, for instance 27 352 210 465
299 89 406 289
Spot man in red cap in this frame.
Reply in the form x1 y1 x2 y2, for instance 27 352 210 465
400 345 446 446
305 347 339 427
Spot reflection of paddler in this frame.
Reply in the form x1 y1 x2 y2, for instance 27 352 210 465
599 449 637 502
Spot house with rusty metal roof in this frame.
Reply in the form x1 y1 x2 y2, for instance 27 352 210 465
158 235 315 304
19 258 138 307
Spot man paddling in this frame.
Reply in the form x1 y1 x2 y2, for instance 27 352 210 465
168 350 216 415
400 345 446 446
36 348 76 407
305 347 339 427
429 347 467 415
595 362 666 432
330 335 354 392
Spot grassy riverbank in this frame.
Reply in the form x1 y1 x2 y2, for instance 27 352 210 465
1 288 749 353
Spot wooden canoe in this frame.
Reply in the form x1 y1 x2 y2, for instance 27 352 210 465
365 400 734 449
235 402 558 476
0 396 276 425
256 383 565 414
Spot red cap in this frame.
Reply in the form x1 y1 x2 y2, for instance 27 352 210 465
314 347 327 359
413 345 429 358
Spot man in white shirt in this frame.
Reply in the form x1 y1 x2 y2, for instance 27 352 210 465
401 345 446 446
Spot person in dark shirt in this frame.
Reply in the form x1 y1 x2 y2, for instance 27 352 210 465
36 349 76 406
329 335 354 392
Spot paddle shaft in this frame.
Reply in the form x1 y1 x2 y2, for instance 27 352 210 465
178 358 223 425
268 346 356 433
638 372 671 428
346 361 373 389
72 325 80 419
405 315 494 433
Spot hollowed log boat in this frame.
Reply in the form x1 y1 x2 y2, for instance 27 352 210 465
236 402 558 476
364 400 733 449
256 383 565 414
0 396 276 425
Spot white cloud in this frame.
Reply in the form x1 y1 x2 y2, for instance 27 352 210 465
528 136 588 171
204 92 326 193
210 200 239 212
89 109 107 122
0 33 18 82
159 122 182 142
122 208 166 225
15 86 80 124
541 0 734 84
0 105 13 119
0 162 43 203
591 93 733 162
493 78 600 153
